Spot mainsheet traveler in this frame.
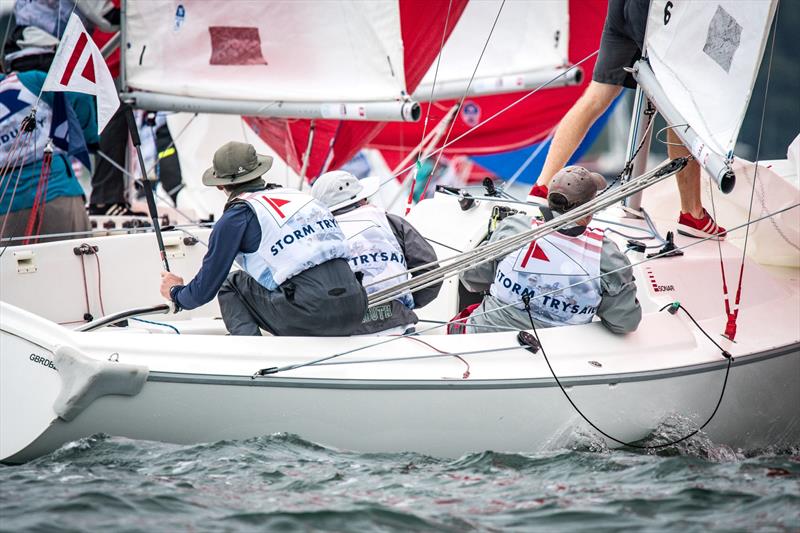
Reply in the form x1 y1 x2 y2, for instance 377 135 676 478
159 141 367 336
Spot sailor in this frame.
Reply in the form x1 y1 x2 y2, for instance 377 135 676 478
311 171 441 335
460 166 641 334
159 142 368 336
527 0 727 240
0 25 99 244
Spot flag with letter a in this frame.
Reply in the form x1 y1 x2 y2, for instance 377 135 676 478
42 13 119 133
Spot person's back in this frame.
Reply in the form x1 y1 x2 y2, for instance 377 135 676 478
461 167 641 334
160 142 368 336
312 171 441 335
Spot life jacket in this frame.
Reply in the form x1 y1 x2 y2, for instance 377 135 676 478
489 220 604 326
0 74 55 168
335 204 414 309
234 188 349 290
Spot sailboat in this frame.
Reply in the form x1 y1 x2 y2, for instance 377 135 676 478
1 0 798 463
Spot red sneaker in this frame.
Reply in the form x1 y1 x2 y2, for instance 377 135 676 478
527 183 548 203
677 209 727 239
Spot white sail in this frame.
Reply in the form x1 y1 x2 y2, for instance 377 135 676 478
124 1 407 103
414 0 572 100
166 113 301 220
644 0 777 158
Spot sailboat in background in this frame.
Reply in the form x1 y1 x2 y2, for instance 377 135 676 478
0 0 798 464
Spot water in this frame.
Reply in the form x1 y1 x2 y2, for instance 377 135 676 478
1 434 798 532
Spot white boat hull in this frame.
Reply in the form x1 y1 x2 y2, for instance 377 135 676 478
2 178 799 462
2 305 798 463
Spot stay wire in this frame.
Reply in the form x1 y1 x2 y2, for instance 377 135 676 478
379 51 599 190
424 0 507 199
416 0 453 158
737 6 779 302
523 297 732 450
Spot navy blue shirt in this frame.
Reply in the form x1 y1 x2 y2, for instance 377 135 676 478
174 203 261 310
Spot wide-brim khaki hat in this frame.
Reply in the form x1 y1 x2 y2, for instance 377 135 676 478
202 141 273 186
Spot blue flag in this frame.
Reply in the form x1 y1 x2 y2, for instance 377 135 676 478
50 92 92 171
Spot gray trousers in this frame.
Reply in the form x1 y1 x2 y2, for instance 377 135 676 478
218 258 368 336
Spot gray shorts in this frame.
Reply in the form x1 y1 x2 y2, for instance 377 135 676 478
592 0 650 89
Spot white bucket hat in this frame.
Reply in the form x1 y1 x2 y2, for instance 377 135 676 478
311 171 380 212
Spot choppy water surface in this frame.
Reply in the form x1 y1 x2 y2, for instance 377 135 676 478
1 433 798 532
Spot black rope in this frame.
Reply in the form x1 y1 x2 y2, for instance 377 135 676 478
521 295 732 450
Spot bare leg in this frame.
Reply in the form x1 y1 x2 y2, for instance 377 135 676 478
534 82 623 188
667 129 703 218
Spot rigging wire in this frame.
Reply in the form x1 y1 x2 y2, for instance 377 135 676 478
422 0 507 201
254 201 799 376
417 0 454 157
727 5 780 340
378 51 600 189
504 126 557 189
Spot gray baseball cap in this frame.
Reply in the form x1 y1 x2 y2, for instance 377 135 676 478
202 141 273 186
547 166 607 212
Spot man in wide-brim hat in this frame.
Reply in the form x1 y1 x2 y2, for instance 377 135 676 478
159 141 367 336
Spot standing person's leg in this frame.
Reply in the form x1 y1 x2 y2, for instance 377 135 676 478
154 124 184 204
89 103 130 214
530 82 622 198
668 129 727 239
668 130 702 218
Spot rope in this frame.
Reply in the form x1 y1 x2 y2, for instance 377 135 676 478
131 317 181 334
23 148 53 245
78 254 92 321
522 296 732 450
400 334 470 379
720 8 780 342
94 251 107 316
